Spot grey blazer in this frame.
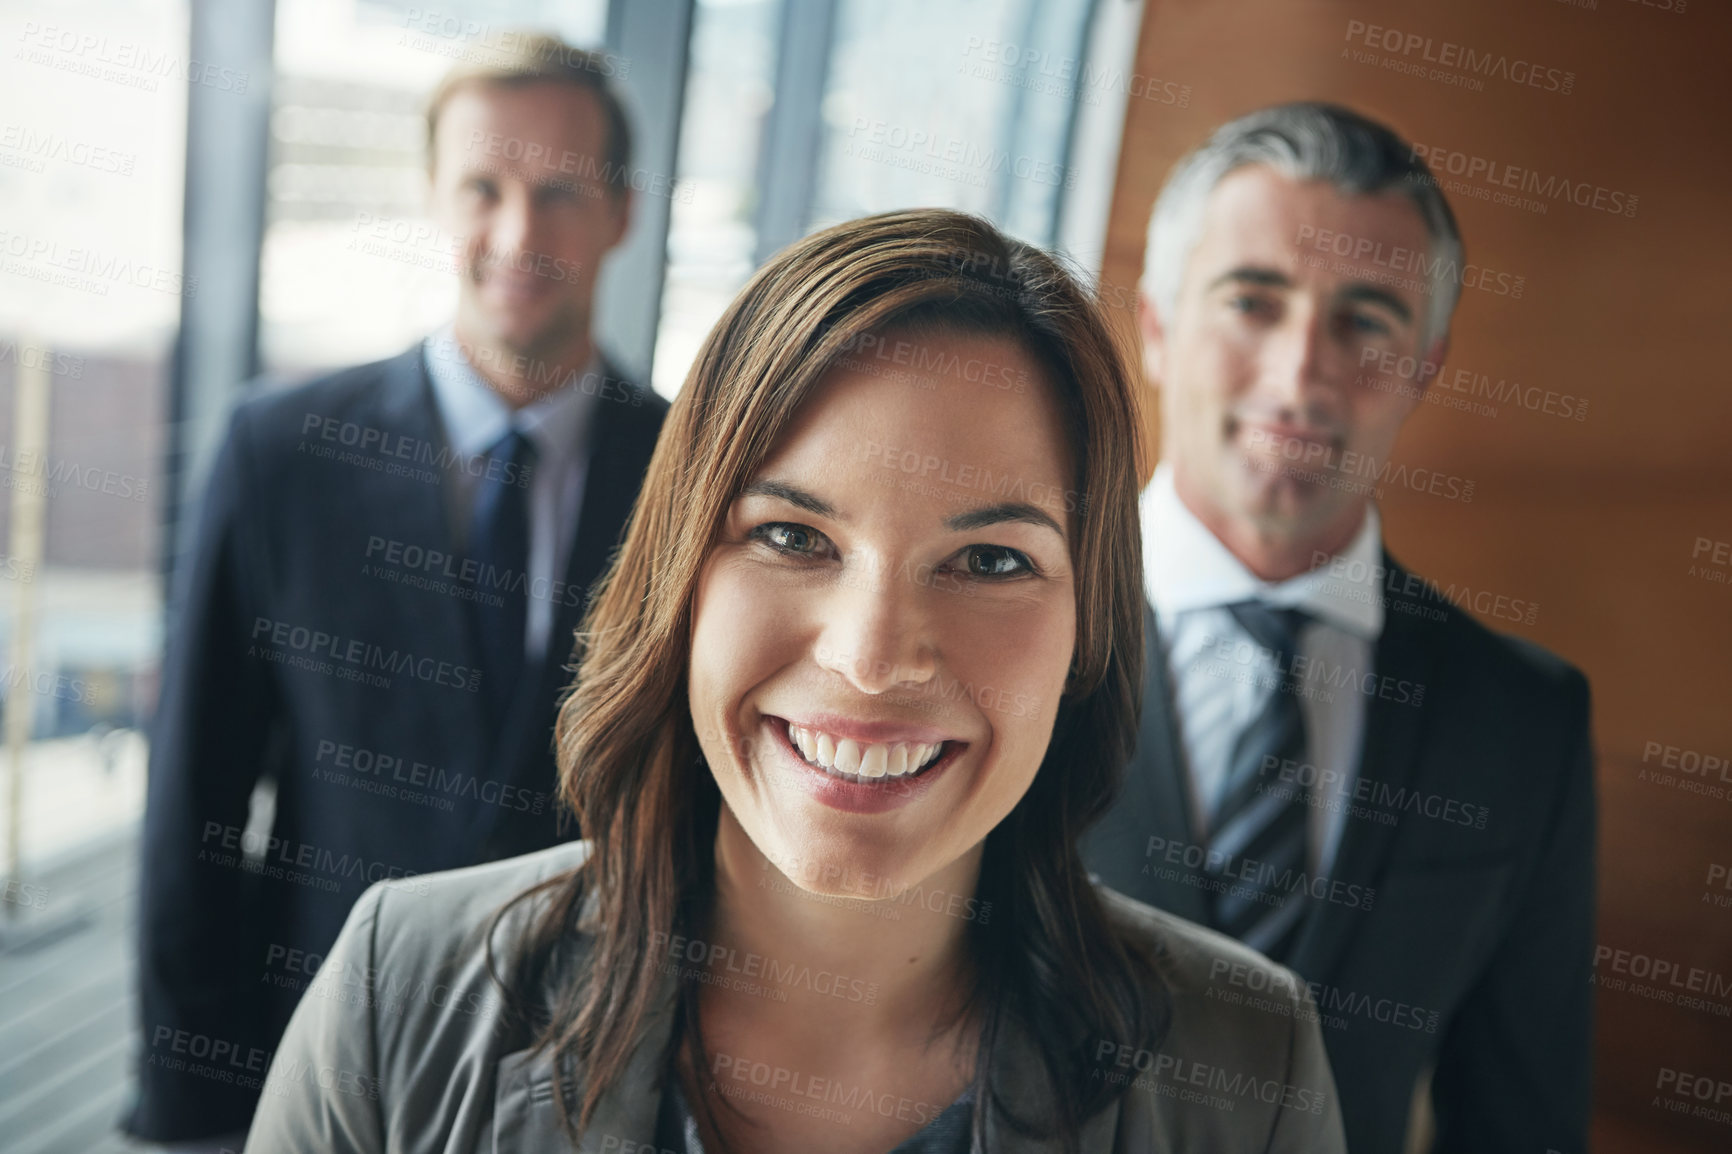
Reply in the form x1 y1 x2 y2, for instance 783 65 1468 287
243 842 1346 1153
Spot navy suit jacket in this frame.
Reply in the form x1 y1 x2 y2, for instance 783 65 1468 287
125 345 667 1141
1082 556 1597 1154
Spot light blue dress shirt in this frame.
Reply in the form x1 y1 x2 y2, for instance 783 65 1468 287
422 327 602 663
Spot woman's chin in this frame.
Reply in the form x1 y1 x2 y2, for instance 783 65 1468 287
760 840 921 907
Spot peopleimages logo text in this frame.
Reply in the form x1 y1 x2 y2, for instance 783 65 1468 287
249 617 480 692
1343 21 1575 94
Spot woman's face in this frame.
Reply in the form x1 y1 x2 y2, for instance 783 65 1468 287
688 328 1078 899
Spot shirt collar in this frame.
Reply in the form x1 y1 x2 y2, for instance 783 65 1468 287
1142 462 1384 640
423 325 603 461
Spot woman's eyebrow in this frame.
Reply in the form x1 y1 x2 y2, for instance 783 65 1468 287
946 502 1064 538
741 481 1064 538
739 479 838 519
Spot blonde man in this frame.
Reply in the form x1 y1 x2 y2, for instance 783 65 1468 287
127 36 667 1150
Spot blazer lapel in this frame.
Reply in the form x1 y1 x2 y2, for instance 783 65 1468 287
1084 602 1206 923
1288 553 1440 982
493 965 678 1153
985 1015 1123 1154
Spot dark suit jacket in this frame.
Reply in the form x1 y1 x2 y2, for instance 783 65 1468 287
1082 554 1597 1154
125 345 667 1141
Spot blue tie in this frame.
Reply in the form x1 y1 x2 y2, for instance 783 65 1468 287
465 429 537 730
1202 600 1312 963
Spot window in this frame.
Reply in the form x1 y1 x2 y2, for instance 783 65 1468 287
650 0 782 397
812 0 1093 244
649 0 1098 396
0 0 189 877
259 0 609 376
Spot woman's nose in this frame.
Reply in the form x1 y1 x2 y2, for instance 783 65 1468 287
814 563 937 694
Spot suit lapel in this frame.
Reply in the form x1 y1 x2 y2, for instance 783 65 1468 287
1135 618 1204 915
1289 553 1439 982
1084 602 1206 923
560 357 653 625
353 347 486 742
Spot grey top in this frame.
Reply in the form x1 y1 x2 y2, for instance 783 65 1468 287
243 841 1346 1153
655 1072 974 1153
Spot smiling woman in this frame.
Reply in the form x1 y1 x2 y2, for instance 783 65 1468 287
242 210 1346 1154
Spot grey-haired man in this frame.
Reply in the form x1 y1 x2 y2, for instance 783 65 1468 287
1084 103 1596 1153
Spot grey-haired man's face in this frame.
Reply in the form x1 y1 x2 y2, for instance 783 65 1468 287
1140 165 1443 550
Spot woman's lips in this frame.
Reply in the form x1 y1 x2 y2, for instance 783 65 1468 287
782 711 956 746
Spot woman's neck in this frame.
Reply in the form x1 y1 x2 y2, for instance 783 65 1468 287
703 806 983 1044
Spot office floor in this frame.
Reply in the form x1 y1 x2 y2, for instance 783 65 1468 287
0 827 142 1154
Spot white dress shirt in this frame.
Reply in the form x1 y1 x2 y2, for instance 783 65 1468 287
1142 463 1386 876
423 327 600 663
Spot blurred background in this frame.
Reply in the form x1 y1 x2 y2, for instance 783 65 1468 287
0 0 1726 1150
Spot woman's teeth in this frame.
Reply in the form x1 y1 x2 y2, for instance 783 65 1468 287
786 722 945 781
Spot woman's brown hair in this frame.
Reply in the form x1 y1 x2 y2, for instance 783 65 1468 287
490 208 1167 1151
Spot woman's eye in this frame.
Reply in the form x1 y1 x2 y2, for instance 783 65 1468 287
958 545 1033 579
753 522 826 556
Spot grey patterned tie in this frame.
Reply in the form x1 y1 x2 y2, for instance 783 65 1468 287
1202 600 1312 963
